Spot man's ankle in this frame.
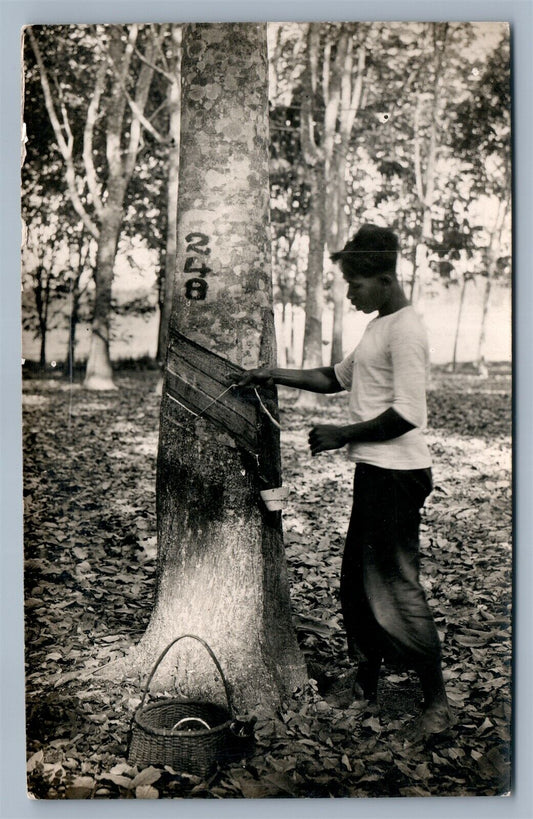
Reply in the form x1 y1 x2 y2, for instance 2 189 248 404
355 665 380 702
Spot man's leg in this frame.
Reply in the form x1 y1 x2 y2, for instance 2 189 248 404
343 465 451 732
353 657 382 703
365 466 451 734
338 465 386 705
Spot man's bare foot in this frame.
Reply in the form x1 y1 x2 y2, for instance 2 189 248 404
400 704 453 742
324 676 378 711
420 703 453 734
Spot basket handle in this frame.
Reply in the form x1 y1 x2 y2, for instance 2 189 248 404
170 717 211 732
139 634 234 718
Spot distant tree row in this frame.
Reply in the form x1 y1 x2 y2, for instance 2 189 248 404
22 22 511 386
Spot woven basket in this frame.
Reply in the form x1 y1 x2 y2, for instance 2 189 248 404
128 634 234 777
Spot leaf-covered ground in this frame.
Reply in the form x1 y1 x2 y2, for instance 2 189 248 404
23 368 512 799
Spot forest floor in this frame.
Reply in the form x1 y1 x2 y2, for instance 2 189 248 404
22 366 512 799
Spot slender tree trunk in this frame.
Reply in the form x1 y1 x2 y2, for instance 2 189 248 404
66 292 79 377
295 24 326 407
36 301 47 370
66 279 86 378
452 276 469 372
84 207 123 389
329 171 349 365
157 29 182 367
476 276 491 376
65 237 90 377
133 23 306 711
302 176 325 369
39 332 47 371
326 32 366 365
412 24 448 312
295 168 326 407
34 267 50 371
328 150 349 365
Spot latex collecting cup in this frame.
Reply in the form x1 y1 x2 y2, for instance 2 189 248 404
260 486 289 511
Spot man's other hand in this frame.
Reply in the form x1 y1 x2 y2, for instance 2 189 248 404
308 425 348 456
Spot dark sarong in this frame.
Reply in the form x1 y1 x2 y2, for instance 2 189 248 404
340 463 442 669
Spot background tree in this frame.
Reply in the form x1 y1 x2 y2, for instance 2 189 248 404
410 23 449 306
21 187 84 371
297 23 327 397
152 26 183 369
64 230 94 375
133 23 307 710
26 25 163 389
269 26 310 368
322 23 368 364
21 249 62 372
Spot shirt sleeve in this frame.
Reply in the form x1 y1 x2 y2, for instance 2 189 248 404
389 314 429 428
333 349 355 391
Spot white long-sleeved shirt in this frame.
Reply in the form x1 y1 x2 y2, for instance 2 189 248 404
333 306 432 469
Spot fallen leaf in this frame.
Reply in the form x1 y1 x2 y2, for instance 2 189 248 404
26 750 44 772
135 784 159 799
131 766 161 788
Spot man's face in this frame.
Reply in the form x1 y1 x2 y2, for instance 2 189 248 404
343 271 389 314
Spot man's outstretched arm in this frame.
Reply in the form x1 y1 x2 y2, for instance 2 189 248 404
237 366 344 394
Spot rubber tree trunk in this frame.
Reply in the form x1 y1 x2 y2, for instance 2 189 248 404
452 276 469 372
476 276 491 374
302 172 326 368
328 165 349 366
34 266 50 371
135 23 306 712
39 333 47 371
84 207 122 390
65 291 79 377
412 26 448 313
295 167 326 408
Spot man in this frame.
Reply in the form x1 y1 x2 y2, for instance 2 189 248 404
239 224 451 738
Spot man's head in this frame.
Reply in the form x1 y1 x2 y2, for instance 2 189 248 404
331 225 401 315
331 224 399 278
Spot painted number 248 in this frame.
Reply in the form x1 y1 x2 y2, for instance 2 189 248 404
184 233 211 301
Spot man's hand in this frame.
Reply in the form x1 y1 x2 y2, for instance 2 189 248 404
234 368 274 388
308 424 348 456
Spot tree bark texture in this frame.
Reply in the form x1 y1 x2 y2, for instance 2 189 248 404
137 23 307 712
157 29 182 366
